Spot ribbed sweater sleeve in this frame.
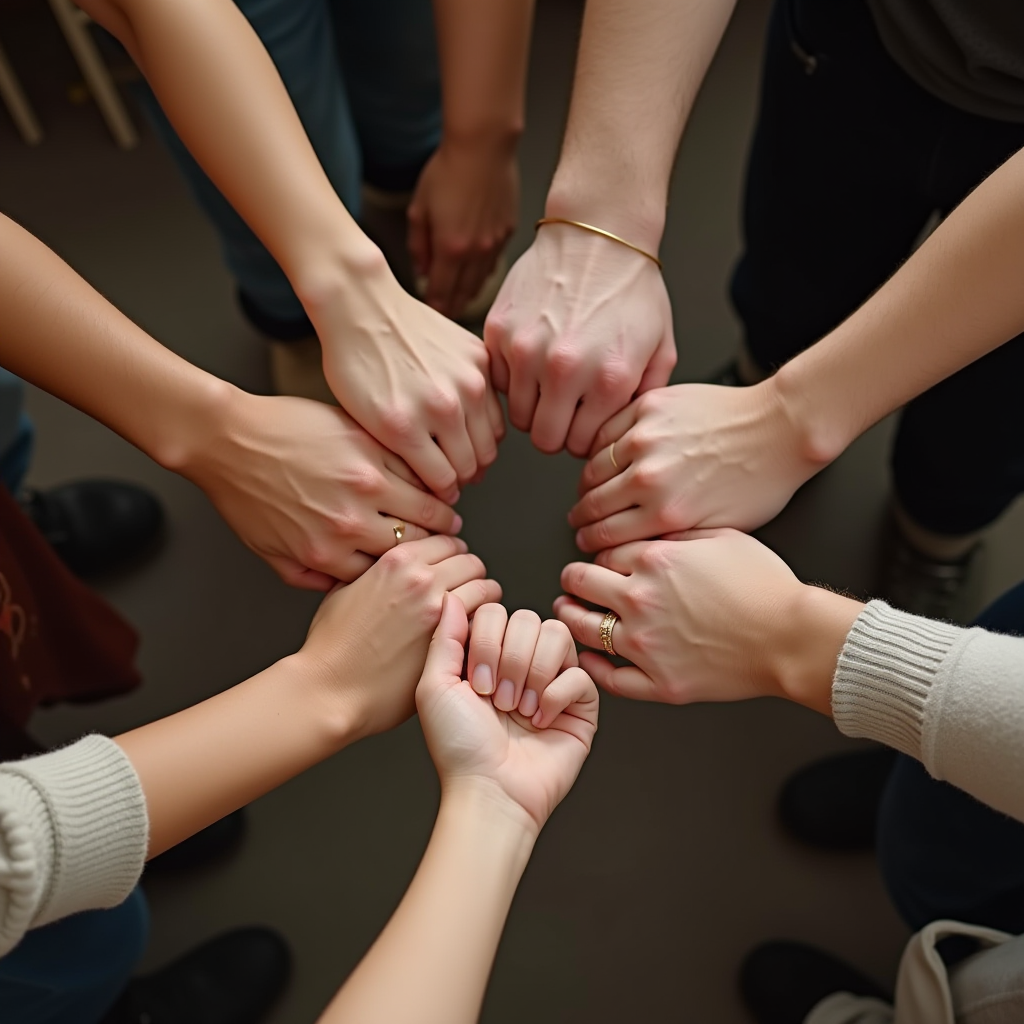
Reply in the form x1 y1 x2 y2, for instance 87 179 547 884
0 735 148 956
832 601 1024 823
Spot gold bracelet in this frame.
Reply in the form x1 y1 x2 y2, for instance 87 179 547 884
535 217 662 270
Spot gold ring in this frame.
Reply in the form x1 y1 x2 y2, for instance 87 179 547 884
609 441 619 471
393 520 406 545
599 610 619 656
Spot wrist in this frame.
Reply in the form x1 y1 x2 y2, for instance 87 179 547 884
770 354 862 469
441 120 523 156
546 166 667 254
771 585 864 716
271 651 359 756
440 776 542 847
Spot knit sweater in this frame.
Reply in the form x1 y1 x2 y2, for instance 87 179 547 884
1 601 1022 956
0 735 147 957
833 601 1024 823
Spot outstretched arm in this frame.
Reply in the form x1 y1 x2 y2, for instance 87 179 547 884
77 0 502 501
0 213 461 589
572 143 1024 548
408 0 533 318
485 0 737 456
320 598 597 1023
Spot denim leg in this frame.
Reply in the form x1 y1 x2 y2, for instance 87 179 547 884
877 580 1024 937
133 0 361 329
0 886 149 1024
0 369 34 494
331 0 441 190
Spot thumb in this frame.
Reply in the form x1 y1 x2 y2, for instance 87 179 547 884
422 593 470 685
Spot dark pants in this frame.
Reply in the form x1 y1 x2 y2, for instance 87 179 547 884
732 0 1024 536
877 580 1024 943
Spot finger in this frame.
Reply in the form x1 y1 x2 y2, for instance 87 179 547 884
381 474 459 536
589 402 639 459
493 609 541 712
483 307 512 393
578 431 635 496
560 560 629 608
391 534 467 565
382 450 426 488
568 472 637 530
532 665 599 730
467 603 508 696
659 527 735 542
420 592 469 686
450 255 491 323
553 597 620 655
407 204 431 280
267 554 337 592
465 396 500 473
486 387 506 442
593 541 649 575
565 385 635 459
425 249 462 316
575 508 660 553
506 336 542 432
450 576 503 616
396 436 461 505
489 346 511 394
434 417 479 486
433 552 490 595
579 651 659 702
636 331 678 395
530 380 583 454
518 619 578 720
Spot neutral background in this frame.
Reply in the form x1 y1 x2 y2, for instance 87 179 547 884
3 0 1023 1020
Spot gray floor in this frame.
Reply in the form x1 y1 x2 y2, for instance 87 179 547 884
3 1 1024 1021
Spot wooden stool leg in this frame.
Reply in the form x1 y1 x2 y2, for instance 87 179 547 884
0 37 43 144
47 0 138 149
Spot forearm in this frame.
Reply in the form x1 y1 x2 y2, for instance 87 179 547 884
433 0 532 149
115 652 351 858
319 784 536 1024
78 0 383 299
546 0 737 248
773 145 1024 465
0 212 231 471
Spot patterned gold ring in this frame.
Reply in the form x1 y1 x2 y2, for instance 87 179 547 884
599 611 619 656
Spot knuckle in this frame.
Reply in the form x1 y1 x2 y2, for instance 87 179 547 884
630 463 659 492
462 372 487 404
591 518 614 549
331 510 361 538
380 544 415 571
384 407 417 444
546 345 582 382
592 363 629 401
350 466 383 495
444 237 471 259
509 332 538 369
427 389 462 422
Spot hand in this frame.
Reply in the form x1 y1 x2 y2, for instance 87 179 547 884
484 221 676 456
310 262 505 503
556 530 840 706
183 391 463 590
408 138 518 320
417 597 599 832
299 535 502 742
569 381 826 552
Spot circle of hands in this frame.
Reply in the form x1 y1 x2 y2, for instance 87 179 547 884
205 236 819 828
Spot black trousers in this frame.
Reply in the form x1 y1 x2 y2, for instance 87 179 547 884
731 0 1024 535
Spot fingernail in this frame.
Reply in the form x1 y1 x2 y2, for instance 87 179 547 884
451 514 464 533
519 689 538 718
494 678 515 711
472 664 493 695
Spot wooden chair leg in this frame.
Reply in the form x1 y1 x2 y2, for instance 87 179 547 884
0 37 43 144
47 0 138 149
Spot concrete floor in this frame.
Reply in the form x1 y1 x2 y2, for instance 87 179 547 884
3 1 1024 1021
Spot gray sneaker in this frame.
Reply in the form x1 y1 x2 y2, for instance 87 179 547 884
876 518 984 624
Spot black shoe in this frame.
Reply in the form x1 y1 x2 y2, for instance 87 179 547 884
101 927 291 1024
778 747 898 851
876 515 982 624
740 941 891 1024
20 479 164 578
147 810 247 873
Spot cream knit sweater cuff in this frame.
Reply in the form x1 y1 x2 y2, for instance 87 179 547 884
831 600 968 763
0 735 148 955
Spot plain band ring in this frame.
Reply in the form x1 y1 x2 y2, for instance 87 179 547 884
608 441 619 471
393 520 406 545
599 610 619 656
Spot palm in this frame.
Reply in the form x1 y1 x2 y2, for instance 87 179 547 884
416 601 597 830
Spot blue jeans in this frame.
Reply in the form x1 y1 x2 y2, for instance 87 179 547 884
0 886 149 1024
878 581 1024 945
0 368 33 493
134 0 441 334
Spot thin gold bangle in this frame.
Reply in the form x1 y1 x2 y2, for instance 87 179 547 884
535 217 662 270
